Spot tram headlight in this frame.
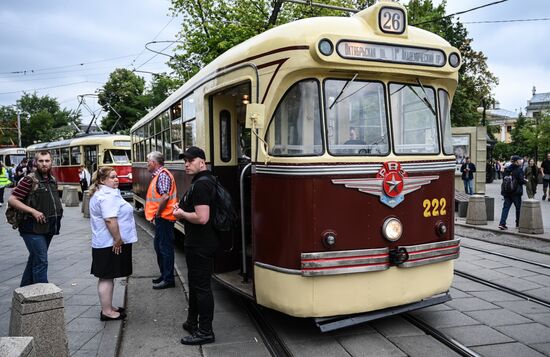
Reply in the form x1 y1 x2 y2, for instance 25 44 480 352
382 218 403 242
449 52 461 68
318 39 334 56
128 172 133 180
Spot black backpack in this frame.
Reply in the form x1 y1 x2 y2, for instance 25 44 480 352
501 170 518 195
193 176 238 232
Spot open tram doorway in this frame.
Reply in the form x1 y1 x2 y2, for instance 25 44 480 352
208 82 253 296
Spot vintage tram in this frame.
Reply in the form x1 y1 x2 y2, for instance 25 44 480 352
26 133 132 197
0 147 27 168
131 0 460 330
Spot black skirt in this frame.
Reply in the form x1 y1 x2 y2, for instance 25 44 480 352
91 244 133 279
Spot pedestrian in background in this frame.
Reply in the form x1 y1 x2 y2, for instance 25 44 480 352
14 158 28 184
145 151 178 289
498 155 525 230
0 161 12 207
173 146 217 345
542 152 550 201
524 158 539 199
79 165 91 193
8 151 63 287
89 166 137 321
495 160 502 180
460 157 476 195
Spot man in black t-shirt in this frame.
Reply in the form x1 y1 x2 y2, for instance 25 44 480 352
173 146 217 345
541 153 550 201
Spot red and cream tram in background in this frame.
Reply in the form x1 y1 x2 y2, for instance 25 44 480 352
131 0 461 330
26 133 132 197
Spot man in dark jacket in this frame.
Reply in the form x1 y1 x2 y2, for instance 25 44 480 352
8 151 63 286
498 155 525 230
460 157 476 195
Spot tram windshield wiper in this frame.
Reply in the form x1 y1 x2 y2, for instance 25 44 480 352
329 73 358 110
415 78 436 116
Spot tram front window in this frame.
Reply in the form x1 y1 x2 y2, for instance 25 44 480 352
104 149 130 164
325 79 389 156
390 83 439 154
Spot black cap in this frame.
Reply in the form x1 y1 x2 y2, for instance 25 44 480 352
180 146 206 160
511 155 521 162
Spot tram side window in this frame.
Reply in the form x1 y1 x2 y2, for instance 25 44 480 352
52 149 61 166
60 147 70 165
390 83 439 154
70 147 81 165
438 90 453 155
325 79 389 156
266 79 323 156
184 119 196 148
171 117 183 160
220 110 231 162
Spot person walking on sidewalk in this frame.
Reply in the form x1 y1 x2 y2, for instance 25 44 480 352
173 146 217 345
498 155 525 230
89 167 137 321
145 151 178 290
460 157 476 195
0 161 12 207
524 158 539 199
495 160 502 180
8 151 63 287
542 152 550 201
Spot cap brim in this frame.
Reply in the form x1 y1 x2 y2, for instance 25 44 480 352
179 153 196 160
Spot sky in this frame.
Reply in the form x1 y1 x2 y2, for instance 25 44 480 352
1 0 549 125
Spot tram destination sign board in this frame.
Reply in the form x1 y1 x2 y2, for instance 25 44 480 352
337 41 446 67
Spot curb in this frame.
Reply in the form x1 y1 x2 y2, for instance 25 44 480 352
456 221 549 243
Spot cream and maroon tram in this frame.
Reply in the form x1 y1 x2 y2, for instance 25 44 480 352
26 133 132 197
131 0 460 330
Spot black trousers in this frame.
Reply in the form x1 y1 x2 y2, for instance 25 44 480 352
0 186 4 203
185 245 215 333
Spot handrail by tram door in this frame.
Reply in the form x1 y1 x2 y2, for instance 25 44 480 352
240 162 252 283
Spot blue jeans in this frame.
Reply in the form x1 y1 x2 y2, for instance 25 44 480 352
154 218 175 283
20 233 53 287
499 195 522 227
463 179 474 195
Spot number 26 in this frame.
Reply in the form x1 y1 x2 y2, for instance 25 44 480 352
423 198 447 217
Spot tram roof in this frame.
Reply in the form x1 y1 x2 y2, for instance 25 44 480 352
26 133 130 151
132 1 458 132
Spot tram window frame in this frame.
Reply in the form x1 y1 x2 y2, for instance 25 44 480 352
220 110 232 162
324 78 389 156
265 78 324 157
438 89 454 155
184 119 197 148
170 100 184 161
389 82 440 155
60 147 70 165
70 146 81 165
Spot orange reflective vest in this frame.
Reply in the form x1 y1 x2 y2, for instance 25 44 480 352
145 168 177 221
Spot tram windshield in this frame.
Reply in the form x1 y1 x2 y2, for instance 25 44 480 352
104 149 130 164
390 83 439 154
325 79 389 156
6 154 26 167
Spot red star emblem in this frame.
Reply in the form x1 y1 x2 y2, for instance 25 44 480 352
383 172 404 197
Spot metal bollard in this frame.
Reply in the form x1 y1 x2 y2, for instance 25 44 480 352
466 194 487 225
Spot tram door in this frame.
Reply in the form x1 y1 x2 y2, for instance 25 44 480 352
209 85 251 274
83 145 98 175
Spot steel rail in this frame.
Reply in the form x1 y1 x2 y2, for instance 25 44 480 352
461 244 550 270
240 298 294 357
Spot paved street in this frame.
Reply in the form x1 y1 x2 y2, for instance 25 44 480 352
0 189 122 356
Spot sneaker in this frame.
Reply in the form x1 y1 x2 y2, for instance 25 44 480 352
498 224 508 230
152 281 175 289
152 276 162 284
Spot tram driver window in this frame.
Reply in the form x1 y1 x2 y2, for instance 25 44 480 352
325 79 389 156
266 79 323 156
390 83 439 154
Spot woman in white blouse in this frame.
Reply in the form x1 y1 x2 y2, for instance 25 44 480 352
89 167 137 321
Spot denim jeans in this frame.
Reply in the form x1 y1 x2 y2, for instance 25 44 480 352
185 246 215 333
463 179 474 195
499 194 522 227
154 218 175 283
20 233 53 287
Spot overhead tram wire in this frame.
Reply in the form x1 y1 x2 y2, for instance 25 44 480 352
463 17 550 24
411 0 509 26
129 16 177 70
0 81 91 96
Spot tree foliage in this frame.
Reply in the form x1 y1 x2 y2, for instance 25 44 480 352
145 73 183 109
0 106 18 146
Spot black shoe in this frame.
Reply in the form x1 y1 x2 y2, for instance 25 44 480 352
180 330 215 345
153 281 175 290
182 321 198 334
100 312 126 321
543 195 547 201
498 224 508 230
152 277 163 284
114 307 125 314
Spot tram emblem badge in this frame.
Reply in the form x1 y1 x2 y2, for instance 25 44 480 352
332 162 439 208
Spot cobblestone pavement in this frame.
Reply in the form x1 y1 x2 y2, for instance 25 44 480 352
0 189 122 357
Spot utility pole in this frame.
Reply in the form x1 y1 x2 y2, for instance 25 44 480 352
17 110 22 147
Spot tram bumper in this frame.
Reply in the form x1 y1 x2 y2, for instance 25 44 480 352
254 239 460 318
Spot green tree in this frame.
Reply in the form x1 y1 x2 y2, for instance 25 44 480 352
169 0 372 79
15 93 80 146
0 106 18 146
145 73 183 109
519 113 550 162
405 0 498 127
98 68 147 133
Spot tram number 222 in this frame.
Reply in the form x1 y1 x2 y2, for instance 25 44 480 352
423 198 447 217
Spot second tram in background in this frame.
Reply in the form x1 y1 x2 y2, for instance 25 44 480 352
27 133 133 197
131 0 460 330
